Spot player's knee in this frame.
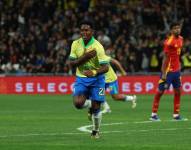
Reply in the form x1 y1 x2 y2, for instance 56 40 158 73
73 96 86 109
74 101 83 109
73 99 84 109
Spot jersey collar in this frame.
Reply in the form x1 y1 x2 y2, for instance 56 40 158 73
81 37 95 48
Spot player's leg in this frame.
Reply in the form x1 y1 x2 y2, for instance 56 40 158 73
82 99 91 109
173 88 181 119
150 90 164 121
73 78 88 109
106 80 137 109
101 82 111 114
91 100 102 138
101 83 111 114
73 95 87 109
150 73 171 121
111 94 137 108
171 72 186 120
101 101 111 114
90 76 105 138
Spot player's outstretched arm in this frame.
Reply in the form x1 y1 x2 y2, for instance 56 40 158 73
69 50 96 67
110 58 126 75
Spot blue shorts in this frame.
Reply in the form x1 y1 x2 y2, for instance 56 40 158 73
158 71 181 91
73 75 105 102
105 80 119 95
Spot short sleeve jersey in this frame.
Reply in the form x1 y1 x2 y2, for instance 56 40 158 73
163 35 183 72
69 37 109 77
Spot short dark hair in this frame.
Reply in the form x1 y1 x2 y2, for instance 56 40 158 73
170 22 181 29
80 20 94 29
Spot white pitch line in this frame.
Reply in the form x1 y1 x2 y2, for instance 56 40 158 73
77 125 92 133
77 122 124 133
78 126 191 134
77 119 189 133
0 120 189 139
0 132 86 138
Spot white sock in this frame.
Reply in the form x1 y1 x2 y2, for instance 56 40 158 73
92 111 102 131
125 95 134 101
151 112 157 116
102 101 110 110
173 114 179 118
82 100 91 108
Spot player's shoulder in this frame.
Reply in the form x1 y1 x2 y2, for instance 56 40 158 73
94 39 104 48
72 38 82 45
166 35 173 41
164 35 173 45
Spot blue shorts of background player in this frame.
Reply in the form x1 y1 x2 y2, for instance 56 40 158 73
73 74 105 102
158 71 181 91
101 79 137 114
105 80 119 95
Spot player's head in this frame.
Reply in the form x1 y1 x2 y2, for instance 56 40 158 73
170 22 181 37
80 20 94 42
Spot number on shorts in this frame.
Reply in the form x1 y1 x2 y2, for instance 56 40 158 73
99 88 105 96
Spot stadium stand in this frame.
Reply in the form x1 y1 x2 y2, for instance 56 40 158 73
0 0 191 75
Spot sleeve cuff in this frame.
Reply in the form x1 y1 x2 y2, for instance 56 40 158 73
69 56 77 60
99 61 109 65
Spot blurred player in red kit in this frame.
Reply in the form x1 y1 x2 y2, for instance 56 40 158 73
150 22 187 121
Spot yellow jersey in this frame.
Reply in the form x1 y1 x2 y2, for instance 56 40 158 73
105 56 117 83
69 37 109 77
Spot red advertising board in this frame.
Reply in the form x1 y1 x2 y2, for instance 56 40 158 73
0 76 75 94
118 75 191 94
0 75 191 94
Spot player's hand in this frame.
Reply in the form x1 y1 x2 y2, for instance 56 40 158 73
159 78 166 84
159 73 167 86
159 73 166 84
159 78 168 89
84 50 96 59
161 73 166 81
83 70 94 77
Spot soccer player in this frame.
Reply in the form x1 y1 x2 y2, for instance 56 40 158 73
101 57 137 114
69 20 109 138
150 22 185 121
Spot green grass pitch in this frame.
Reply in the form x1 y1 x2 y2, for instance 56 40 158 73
0 94 190 150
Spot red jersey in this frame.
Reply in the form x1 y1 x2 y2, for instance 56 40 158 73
163 35 183 72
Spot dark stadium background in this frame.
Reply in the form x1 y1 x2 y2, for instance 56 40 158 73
0 0 191 75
